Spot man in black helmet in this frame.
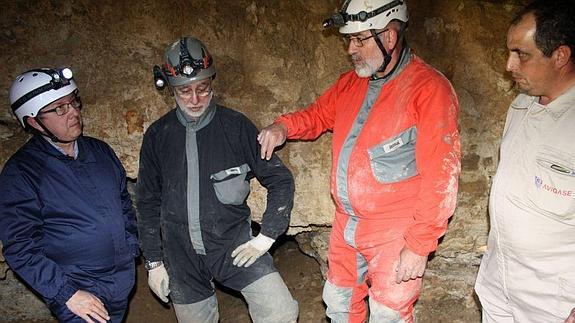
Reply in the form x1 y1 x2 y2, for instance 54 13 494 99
136 37 299 322
0 67 139 323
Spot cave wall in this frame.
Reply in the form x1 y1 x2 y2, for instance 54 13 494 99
0 0 528 321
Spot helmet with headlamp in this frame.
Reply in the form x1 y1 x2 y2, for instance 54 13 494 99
323 0 408 34
323 0 409 77
153 37 216 90
9 67 77 128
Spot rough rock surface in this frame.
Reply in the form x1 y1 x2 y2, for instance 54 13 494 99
0 0 529 321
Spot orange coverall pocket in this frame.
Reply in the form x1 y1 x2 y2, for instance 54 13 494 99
368 126 418 184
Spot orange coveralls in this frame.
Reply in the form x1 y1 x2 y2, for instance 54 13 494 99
276 54 460 322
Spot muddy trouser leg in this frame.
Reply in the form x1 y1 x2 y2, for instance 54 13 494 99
324 278 371 323
365 254 422 323
240 271 299 323
369 298 405 322
323 212 371 323
173 294 219 323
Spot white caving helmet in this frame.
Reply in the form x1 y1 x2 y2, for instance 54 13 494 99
323 0 409 76
323 0 408 34
9 67 77 128
153 37 215 90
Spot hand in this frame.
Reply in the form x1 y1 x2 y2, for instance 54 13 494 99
148 264 170 303
65 290 109 323
231 234 275 267
565 307 575 323
257 123 287 160
395 246 428 284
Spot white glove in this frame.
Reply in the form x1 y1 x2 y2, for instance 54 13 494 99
148 264 170 303
231 233 275 267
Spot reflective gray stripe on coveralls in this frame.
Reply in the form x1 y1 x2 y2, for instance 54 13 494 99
337 47 412 248
176 102 216 255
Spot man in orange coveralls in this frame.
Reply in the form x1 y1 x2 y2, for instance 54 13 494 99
258 0 460 322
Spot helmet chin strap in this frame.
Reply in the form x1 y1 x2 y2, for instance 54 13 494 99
370 28 405 80
33 117 75 144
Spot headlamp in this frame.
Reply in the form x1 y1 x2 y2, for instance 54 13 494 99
153 65 167 90
323 12 347 28
50 67 73 90
322 0 404 29
153 37 214 90
182 64 194 76
61 67 73 80
179 38 195 76
11 67 75 111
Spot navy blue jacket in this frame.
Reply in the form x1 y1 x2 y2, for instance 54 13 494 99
0 135 138 305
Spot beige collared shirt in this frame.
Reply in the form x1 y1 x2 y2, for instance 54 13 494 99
476 85 575 322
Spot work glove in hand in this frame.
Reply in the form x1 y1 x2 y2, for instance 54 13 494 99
231 233 275 267
148 264 170 303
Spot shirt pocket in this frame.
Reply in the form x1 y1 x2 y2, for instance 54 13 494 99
210 163 251 205
368 126 418 184
528 146 575 220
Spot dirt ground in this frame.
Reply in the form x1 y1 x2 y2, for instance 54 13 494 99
125 238 327 323
7 238 326 323
5 237 483 323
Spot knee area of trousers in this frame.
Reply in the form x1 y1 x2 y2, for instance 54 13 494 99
322 280 352 311
173 295 219 323
250 297 298 323
271 299 299 322
243 273 299 323
369 297 406 323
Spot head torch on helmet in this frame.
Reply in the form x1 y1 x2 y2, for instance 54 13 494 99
10 67 75 113
153 37 215 90
12 67 74 111
323 0 406 29
9 67 78 128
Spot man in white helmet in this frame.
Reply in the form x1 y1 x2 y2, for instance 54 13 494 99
258 0 460 322
136 37 299 322
0 67 139 322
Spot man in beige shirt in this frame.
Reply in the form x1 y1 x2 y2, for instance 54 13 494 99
474 1 575 322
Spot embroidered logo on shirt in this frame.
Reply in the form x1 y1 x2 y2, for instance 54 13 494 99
383 138 404 153
534 176 573 197
535 176 543 189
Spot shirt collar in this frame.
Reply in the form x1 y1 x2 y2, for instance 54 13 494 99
545 84 575 120
510 84 575 121
42 136 79 159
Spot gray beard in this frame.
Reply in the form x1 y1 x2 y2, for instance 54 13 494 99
355 64 376 78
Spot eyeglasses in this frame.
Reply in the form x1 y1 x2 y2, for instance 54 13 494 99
343 29 388 48
40 96 82 116
174 83 212 100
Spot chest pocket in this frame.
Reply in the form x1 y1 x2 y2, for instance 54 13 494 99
210 163 251 205
528 146 575 221
368 126 418 184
